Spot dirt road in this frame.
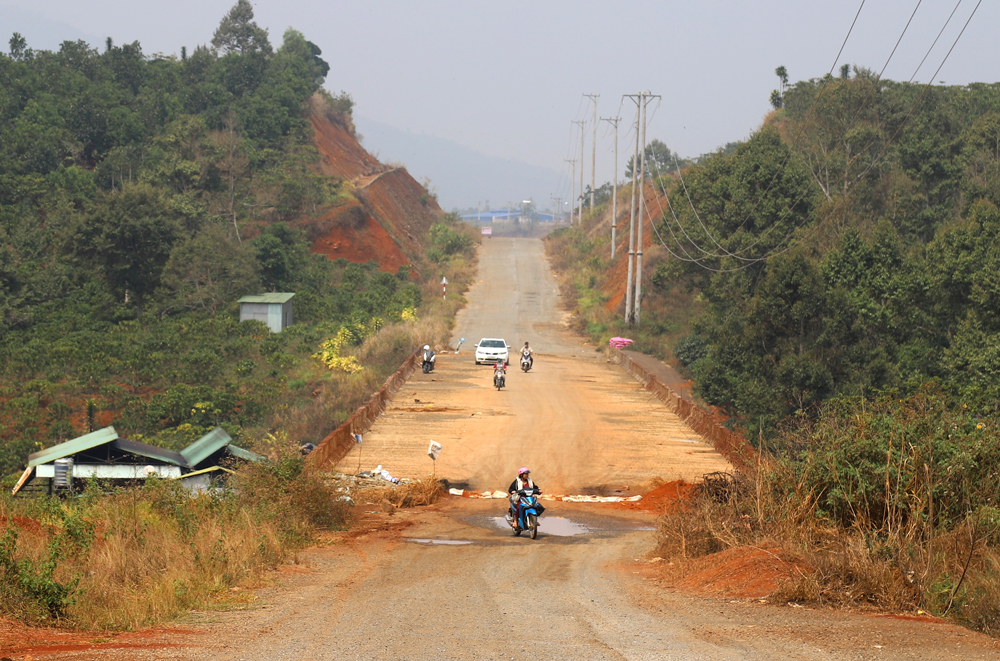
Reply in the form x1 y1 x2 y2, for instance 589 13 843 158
32 239 1000 660
337 237 730 493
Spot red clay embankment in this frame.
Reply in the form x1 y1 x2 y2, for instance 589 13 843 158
302 101 444 272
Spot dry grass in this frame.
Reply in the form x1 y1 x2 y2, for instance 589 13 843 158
353 478 444 510
657 468 1000 633
0 455 351 630
270 315 452 446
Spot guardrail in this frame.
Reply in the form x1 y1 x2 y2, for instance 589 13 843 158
305 346 422 471
610 348 758 471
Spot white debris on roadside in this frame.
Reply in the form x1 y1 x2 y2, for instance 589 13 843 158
453 491 643 503
373 465 400 483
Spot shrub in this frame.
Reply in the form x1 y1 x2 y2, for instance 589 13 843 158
674 335 708 366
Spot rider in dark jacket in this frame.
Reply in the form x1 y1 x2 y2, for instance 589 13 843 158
507 467 544 526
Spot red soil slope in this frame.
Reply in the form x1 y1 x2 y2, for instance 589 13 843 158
305 105 444 270
299 199 408 272
310 113 381 180
601 184 664 312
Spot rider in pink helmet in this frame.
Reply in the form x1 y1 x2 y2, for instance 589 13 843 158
506 467 543 529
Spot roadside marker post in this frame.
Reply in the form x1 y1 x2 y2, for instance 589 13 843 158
428 441 442 478
441 276 448 299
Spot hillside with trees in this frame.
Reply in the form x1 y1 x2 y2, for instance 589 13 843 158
552 69 1000 433
0 1 477 476
548 70 1000 629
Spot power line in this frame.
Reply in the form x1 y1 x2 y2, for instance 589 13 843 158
830 0 867 75
647 0 968 271
909 0 962 83
649 0 982 275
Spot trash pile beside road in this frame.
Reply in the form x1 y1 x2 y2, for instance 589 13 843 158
325 470 445 510
447 488 641 504
325 471 410 489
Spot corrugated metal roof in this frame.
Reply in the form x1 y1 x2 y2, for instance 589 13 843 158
27 426 118 468
227 444 265 463
180 427 233 467
238 293 295 304
112 438 189 468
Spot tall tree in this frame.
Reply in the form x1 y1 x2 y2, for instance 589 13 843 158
160 223 260 315
72 184 185 311
212 0 273 55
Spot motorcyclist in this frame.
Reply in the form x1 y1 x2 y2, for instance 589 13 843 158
506 467 544 528
520 342 534 368
421 344 436 373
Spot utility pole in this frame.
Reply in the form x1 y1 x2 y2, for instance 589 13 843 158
601 116 620 260
572 119 585 223
584 94 600 213
635 93 649 325
622 95 641 324
564 159 576 225
633 92 660 325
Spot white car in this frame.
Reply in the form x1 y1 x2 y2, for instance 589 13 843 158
474 338 510 365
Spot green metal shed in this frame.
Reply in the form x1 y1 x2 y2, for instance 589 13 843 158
238 293 294 332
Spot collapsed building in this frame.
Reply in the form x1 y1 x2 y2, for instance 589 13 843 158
11 426 263 496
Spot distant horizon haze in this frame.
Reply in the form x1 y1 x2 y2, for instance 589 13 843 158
2 0 997 206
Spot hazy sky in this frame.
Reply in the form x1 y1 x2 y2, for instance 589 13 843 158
2 1 998 208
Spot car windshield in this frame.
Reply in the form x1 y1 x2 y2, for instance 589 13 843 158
481 340 506 348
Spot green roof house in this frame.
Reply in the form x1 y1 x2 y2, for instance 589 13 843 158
12 426 263 496
238 293 294 332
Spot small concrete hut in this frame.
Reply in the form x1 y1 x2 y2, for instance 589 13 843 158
238 293 295 333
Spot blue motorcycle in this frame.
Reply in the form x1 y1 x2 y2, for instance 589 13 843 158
508 487 543 539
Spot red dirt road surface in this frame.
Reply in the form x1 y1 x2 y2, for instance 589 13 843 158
22 239 1000 661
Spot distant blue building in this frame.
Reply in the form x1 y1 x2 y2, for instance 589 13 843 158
461 209 557 223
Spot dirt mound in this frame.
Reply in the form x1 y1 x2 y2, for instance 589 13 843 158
675 546 809 599
0 515 45 534
617 479 697 512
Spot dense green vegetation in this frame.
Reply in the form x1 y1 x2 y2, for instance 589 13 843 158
555 71 1000 434
550 70 1000 630
0 2 461 477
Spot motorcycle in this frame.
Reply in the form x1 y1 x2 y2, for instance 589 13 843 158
506 487 543 539
421 348 436 374
493 362 506 390
520 349 532 372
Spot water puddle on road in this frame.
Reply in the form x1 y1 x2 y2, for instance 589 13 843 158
406 538 474 546
491 516 591 536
